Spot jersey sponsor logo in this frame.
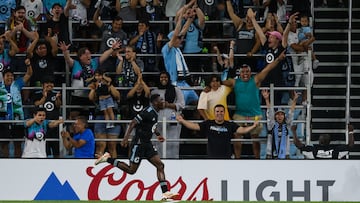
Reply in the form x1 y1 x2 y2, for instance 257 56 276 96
316 149 334 159
238 30 254 39
209 125 229 133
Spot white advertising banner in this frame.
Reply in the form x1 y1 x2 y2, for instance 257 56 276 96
0 159 360 201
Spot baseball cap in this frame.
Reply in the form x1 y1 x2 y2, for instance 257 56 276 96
267 31 282 41
275 108 286 115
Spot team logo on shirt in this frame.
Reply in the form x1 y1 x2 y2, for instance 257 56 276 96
44 101 54 111
27 10 35 18
6 93 12 103
188 24 195 33
0 5 8 14
106 37 117 48
39 59 48 69
265 53 275 64
35 131 45 140
204 0 214 6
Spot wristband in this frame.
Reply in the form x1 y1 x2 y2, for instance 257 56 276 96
349 131 354 135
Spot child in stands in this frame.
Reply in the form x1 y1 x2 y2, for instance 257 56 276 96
298 14 320 69
88 69 115 129
213 40 235 81
262 90 299 159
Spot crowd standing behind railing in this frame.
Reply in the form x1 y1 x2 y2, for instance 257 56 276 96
0 0 317 159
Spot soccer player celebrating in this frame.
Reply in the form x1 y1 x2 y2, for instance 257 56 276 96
95 94 179 200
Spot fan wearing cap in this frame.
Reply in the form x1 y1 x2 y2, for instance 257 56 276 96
0 57 33 158
248 8 298 103
222 50 286 159
262 89 298 159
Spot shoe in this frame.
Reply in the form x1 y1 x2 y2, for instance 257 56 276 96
312 59 319 70
95 152 110 165
106 123 114 129
161 191 179 200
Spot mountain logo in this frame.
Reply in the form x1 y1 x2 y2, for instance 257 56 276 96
34 172 80 200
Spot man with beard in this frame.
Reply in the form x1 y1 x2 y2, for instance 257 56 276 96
93 6 127 73
6 5 37 53
7 6 37 75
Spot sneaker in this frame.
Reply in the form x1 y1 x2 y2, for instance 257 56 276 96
95 152 110 165
106 123 114 129
161 191 179 200
312 59 319 70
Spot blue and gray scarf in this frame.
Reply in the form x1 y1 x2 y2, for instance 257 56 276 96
273 122 288 159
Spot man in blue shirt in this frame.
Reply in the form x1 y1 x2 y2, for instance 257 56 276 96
161 11 198 105
61 116 95 158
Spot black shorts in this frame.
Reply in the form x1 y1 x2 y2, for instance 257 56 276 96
129 142 158 164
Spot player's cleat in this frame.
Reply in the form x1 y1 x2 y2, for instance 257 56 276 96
161 191 179 200
95 152 110 165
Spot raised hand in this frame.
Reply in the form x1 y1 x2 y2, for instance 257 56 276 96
58 41 71 52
